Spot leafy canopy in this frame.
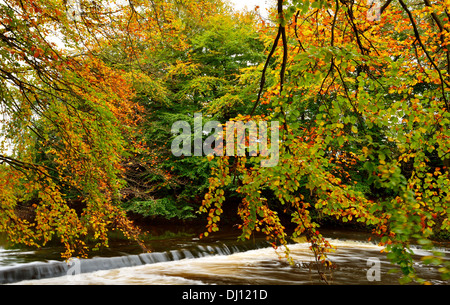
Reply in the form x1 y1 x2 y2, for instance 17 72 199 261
200 0 450 283
0 0 449 284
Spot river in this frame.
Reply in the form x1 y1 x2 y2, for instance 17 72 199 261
0 228 448 285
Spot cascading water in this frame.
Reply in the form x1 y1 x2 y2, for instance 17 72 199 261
0 239 269 285
1 229 448 285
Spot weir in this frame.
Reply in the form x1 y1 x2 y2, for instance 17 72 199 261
0 240 269 285
1 230 448 285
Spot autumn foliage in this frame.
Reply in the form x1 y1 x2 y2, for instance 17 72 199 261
200 0 450 283
0 0 148 258
0 0 449 284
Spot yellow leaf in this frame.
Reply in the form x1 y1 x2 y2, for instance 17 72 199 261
362 146 369 156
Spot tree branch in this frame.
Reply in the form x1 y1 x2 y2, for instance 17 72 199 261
380 0 393 15
398 0 449 111
250 0 287 117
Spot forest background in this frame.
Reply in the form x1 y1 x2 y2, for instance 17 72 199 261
0 0 449 284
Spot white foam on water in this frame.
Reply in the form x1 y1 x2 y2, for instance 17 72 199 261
15 270 206 285
9 242 343 285
9 239 448 285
